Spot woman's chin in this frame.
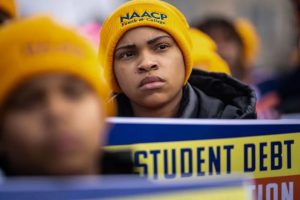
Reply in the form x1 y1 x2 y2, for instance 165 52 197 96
140 98 170 110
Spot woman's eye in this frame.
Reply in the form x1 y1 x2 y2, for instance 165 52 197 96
156 43 169 51
118 51 135 60
63 82 90 100
64 86 84 99
6 91 44 110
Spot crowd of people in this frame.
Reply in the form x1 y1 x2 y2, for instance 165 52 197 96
0 0 298 177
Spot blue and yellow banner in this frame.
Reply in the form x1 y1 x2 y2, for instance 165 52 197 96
106 118 300 200
0 176 252 199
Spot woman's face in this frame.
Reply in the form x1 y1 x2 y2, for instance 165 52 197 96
207 27 243 78
113 27 185 110
0 74 106 175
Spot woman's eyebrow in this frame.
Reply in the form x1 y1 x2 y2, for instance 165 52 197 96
147 35 171 45
115 35 171 52
115 44 136 52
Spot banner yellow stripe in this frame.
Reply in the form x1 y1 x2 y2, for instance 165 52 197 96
106 132 300 180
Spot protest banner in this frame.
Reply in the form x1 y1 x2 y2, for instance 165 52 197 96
106 118 300 200
0 176 252 199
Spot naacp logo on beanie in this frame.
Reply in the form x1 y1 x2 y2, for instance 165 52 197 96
120 11 168 26
99 0 193 92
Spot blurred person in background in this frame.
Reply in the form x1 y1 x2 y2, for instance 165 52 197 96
193 16 283 119
189 27 231 75
0 16 132 176
99 0 256 119
275 0 300 117
255 0 300 119
194 16 260 85
0 0 17 25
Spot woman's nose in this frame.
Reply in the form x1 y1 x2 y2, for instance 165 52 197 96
137 52 159 73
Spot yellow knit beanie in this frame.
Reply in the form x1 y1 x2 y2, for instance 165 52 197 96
190 28 231 75
0 0 17 18
99 0 192 92
235 18 260 67
0 16 114 116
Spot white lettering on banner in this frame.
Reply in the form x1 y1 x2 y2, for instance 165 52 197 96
266 183 278 200
250 182 293 200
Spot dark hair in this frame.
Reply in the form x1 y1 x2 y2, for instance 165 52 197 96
0 156 10 176
194 16 244 48
0 10 11 25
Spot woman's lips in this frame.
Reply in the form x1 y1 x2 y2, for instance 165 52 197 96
139 76 165 91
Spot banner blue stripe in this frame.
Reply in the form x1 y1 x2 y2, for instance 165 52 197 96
107 123 300 145
0 177 248 199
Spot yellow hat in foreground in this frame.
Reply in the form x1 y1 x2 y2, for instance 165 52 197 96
235 18 260 67
0 16 114 116
0 0 17 18
190 28 231 75
99 0 192 92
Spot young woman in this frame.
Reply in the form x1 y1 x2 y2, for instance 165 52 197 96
99 0 256 119
0 16 132 176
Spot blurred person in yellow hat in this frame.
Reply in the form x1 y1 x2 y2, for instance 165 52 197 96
190 28 231 75
0 16 134 176
235 18 260 68
99 0 256 119
0 0 17 25
253 0 300 119
195 16 260 84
